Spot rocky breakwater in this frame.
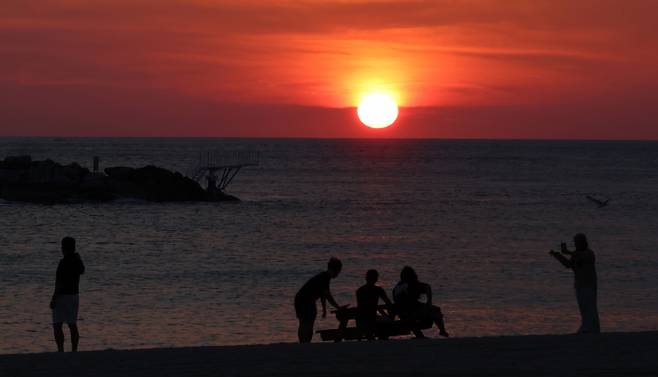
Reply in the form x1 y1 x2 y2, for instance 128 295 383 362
0 156 238 203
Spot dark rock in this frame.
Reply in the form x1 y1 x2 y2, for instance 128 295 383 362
0 156 238 204
105 167 135 180
2 155 32 169
106 165 207 201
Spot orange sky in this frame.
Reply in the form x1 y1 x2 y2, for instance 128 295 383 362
1 0 657 138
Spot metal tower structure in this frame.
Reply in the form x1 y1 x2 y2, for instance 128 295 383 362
190 151 259 193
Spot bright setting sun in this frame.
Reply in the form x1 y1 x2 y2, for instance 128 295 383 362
357 93 399 129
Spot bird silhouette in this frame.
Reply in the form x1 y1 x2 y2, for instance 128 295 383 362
586 195 610 208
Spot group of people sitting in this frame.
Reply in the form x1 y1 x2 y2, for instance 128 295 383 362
294 258 449 343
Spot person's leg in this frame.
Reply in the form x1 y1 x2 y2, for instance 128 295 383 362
295 301 316 343
298 319 314 343
431 305 449 337
362 318 376 341
575 289 586 333
591 289 601 333
404 310 427 338
68 324 80 352
579 288 600 334
69 295 80 352
412 329 426 338
356 318 367 340
53 323 65 352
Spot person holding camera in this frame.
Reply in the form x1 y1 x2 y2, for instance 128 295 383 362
549 233 600 333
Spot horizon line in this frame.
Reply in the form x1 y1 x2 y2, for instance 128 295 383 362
1 135 657 142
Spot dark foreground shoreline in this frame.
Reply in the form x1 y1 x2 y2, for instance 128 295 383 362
1 331 657 376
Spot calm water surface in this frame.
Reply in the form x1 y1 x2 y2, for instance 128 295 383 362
1 138 657 353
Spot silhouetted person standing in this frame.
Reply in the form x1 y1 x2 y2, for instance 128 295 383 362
356 269 393 340
393 266 449 338
550 233 600 333
294 257 345 343
50 237 85 352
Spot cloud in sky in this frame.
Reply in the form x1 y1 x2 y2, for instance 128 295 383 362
1 0 657 137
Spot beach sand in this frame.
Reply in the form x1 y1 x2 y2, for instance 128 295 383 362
1 331 657 376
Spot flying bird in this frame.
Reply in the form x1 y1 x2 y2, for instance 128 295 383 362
586 195 610 208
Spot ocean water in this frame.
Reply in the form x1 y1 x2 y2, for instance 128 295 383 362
1 138 657 354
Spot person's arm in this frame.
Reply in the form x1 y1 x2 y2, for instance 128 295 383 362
549 250 573 269
321 296 327 318
380 290 394 307
323 288 340 308
423 283 433 306
50 261 62 309
378 289 394 317
50 277 60 309
77 254 85 275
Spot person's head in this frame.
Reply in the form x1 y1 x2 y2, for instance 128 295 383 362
574 233 589 251
327 257 342 278
400 266 418 284
365 269 379 285
61 237 76 256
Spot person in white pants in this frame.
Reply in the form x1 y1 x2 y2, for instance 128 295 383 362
50 237 86 352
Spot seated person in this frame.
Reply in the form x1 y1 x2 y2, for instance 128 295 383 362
356 269 393 340
393 266 449 338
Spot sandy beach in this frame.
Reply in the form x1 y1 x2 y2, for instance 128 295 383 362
2 331 657 376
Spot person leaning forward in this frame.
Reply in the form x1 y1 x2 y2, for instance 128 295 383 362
294 257 346 343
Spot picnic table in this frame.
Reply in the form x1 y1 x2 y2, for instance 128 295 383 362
316 305 433 342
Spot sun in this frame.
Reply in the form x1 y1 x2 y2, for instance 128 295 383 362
357 93 399 129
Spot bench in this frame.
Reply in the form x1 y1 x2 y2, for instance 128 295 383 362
316 305 433 342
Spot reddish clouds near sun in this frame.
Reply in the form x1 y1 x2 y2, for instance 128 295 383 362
1 1 658 139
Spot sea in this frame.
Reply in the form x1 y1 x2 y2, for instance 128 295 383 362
1 138 657 354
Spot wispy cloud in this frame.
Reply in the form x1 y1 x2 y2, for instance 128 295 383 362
0 0 657 137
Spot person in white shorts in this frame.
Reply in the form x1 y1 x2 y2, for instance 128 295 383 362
50 237 85 352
